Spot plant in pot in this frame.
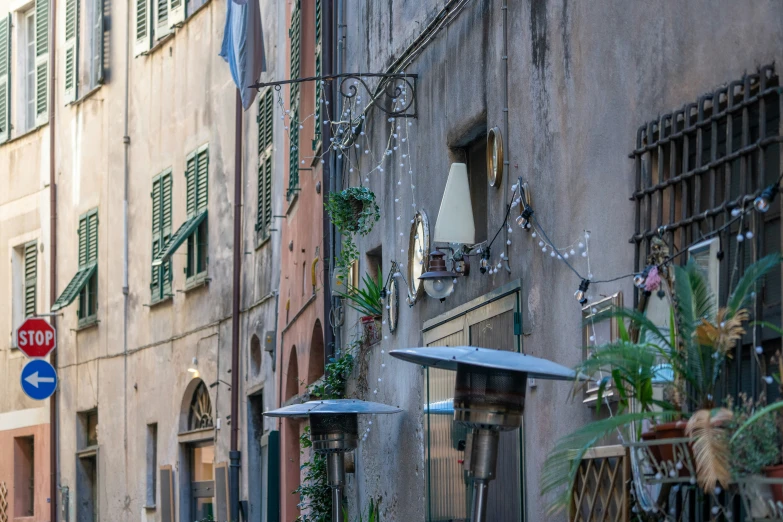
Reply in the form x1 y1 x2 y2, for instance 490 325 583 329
730 341 783 504
335 271 384 344
325 187 381 283
541 252 781 513
727 393 781 512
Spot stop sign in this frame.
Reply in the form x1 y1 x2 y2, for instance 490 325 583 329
16 318 57 358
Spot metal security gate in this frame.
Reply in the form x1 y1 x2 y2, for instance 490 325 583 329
422 283 523 522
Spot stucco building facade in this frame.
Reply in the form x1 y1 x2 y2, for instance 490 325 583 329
290 1 783 521
0 0 284 520
0 0 52 512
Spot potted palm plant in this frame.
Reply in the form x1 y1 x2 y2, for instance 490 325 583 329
335 272 384 344
541 252 781 513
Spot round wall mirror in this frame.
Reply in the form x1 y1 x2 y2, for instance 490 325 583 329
407 210 430 306
388 277 399 333
487 127 504 188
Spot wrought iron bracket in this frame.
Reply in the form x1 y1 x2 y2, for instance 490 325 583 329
251 72 418 119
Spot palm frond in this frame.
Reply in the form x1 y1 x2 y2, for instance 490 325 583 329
685 408 733 491
335 271 384 317
727 253 782 316
541 410 677 515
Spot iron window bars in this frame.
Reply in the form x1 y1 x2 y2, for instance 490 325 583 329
630 63 782 401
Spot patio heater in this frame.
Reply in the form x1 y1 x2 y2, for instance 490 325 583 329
264 399 402 521
390 346 581 522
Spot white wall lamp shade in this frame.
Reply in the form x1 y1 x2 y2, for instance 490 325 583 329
434 163 476 245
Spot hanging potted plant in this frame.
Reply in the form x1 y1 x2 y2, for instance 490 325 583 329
335 272 384 345
326 187 381 281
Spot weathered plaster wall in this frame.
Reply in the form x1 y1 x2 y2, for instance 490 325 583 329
0 0 53 512
341 1 783 521
275 0 328 519
53 0 282 521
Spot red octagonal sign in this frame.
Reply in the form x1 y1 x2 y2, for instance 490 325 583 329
17 318 57 358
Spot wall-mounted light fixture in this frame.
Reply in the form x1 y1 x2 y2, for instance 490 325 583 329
187 357 199 378
515 183 533 230
420 163 478 301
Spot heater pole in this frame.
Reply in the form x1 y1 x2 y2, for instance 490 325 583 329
468 428 499 522
326 452 345 521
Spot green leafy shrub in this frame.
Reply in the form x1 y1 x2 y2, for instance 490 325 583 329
325 187 380 279
295 426 331 522
729 395 781 476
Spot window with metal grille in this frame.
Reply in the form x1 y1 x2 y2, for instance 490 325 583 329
151 170 173 302
257 89 274 241
631 64 782 401
78 209 99 325
287 1 301 201
313 0 322 149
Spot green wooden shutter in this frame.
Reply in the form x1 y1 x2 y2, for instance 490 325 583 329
313 0 322 148
161 173 172 295
151 171 172 301
151 176 162 298
24 241 37 317
196 146 208 212
134 0 150 55
93 0 104 84
34 0 49 126
185 152 196 216
167 0 184 30
87 212 98 263
64 0 79 103
257 90 273 238
288 3 301 200
0 14 11 143
78 215 88 267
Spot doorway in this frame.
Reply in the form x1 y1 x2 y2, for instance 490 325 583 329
189 443 216 520
422 285 524 522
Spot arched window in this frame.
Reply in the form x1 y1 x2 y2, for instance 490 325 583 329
188 381 214 431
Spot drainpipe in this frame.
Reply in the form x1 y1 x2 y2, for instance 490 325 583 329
501 0 511 272
229 89 243 522
48 0 58 515
323 0 336 361
122 0 131 497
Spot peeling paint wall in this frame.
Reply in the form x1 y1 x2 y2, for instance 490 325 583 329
340 1 783 521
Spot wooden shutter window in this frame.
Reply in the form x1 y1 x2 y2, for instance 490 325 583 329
24 241 37 317
155 0 169 38
34 0 49 125
214 463 229 522
0 14 11 143
196 147 208 212
167 0 184 30
159 466 175 522
134 0 150 55
64 0 78 102
257 90 273 238
92 0 104 85
313 0 322 147
151 171 173 302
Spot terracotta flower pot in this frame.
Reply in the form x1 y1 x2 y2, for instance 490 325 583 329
763 463 783 503
654 421 690 474
641 429 662 464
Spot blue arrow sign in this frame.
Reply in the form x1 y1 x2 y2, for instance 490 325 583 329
20 359 57 401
